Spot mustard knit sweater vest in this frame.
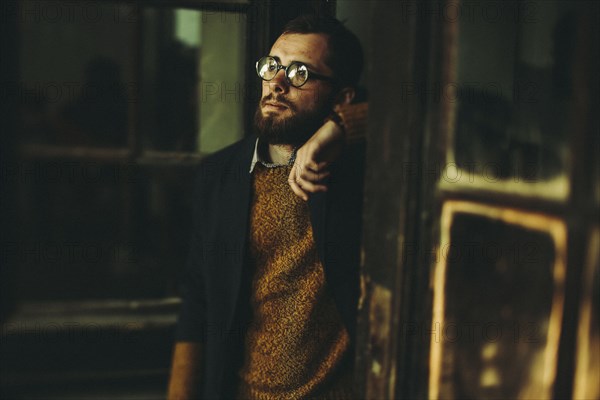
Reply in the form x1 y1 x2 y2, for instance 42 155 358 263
236 163 356 399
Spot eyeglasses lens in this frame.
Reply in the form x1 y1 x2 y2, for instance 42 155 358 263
287 63 308 87
257 57 278 80
257 57 309 87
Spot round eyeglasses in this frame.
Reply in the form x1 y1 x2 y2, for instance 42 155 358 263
255 56 336 88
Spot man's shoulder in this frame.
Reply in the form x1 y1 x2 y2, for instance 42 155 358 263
200 134 256 166
194 135 256 182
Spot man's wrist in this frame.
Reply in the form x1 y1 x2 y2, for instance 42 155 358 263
324 112 346 136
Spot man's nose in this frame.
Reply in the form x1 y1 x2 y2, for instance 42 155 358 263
268 69 290 94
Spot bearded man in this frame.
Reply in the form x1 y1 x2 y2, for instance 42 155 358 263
168 14 367 399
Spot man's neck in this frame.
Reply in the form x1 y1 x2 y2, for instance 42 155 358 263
267 144 295 165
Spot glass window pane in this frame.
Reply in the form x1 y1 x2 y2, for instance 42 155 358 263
573 228 600 399
140 8 247 153
448 1 583 194
13 161 194 301
17 1 136 148
444 216 554 398
430 203 566 399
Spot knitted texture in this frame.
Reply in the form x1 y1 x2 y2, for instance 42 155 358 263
236 163 355 400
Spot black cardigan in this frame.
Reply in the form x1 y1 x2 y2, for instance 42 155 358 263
175 133 366 399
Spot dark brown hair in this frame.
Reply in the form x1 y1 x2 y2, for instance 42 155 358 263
282 14 363 88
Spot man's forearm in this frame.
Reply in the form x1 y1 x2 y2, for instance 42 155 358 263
167 341 203 400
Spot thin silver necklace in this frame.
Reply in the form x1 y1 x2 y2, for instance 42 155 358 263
260 146 298 168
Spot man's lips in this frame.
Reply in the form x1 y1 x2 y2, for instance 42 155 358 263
263 101 289 111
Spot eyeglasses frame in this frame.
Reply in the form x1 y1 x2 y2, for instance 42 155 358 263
255 56 337 88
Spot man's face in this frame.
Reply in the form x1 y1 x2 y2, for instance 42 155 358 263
254 33 337 146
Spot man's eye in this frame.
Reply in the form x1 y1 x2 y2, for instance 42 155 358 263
268 65 276 71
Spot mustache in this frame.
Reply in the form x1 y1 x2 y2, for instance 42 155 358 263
260 94 296 111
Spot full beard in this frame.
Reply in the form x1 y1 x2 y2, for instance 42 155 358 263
253 94 334 146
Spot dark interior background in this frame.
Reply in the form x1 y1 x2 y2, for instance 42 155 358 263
1 0 598 399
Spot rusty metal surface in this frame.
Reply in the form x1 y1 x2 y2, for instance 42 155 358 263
365 283 394 400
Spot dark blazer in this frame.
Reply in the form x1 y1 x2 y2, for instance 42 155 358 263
175 133 366 399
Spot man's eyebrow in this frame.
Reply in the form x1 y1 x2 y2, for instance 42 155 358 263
268 54 319 71
297 60 319 71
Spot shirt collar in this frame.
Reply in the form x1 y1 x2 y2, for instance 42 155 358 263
249 138 298 173
249 138 260 173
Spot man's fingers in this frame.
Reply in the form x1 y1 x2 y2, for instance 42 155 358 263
294 157 330 179
316 161 329 170
303 159 321 172
289 157 330 200
288 166 309 201
295 142 329 172
298 168 330 182
290 180 309 201
295 176 328 193
302 160 330 173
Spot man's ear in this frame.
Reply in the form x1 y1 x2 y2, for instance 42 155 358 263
334 87 355 106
